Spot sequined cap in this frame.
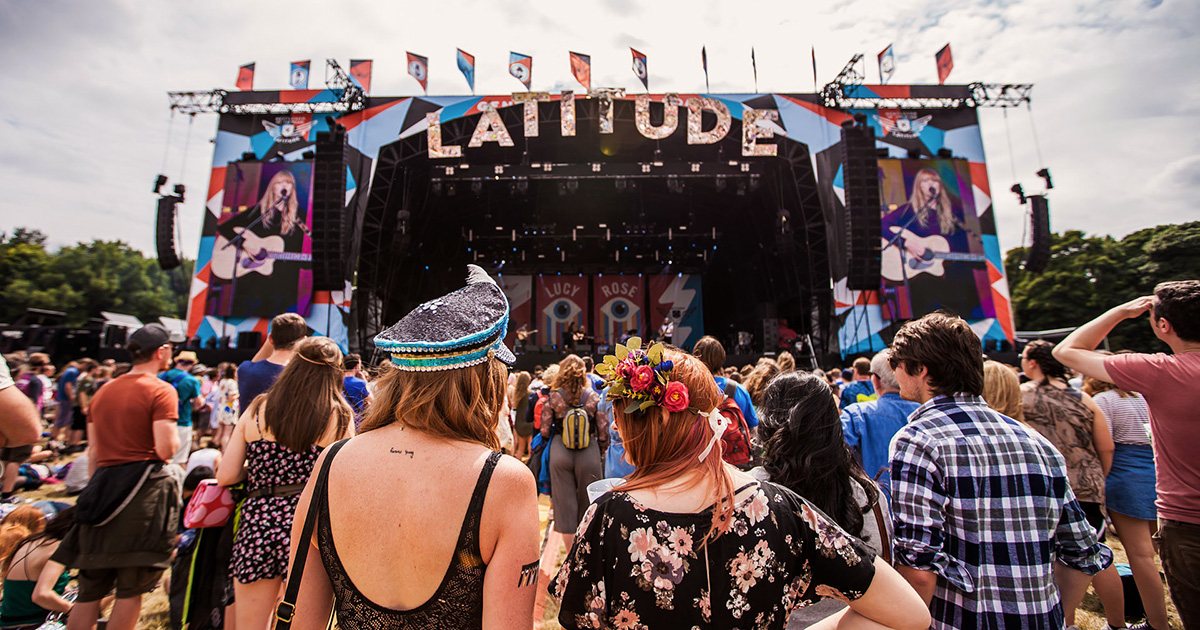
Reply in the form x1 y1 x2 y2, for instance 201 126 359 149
373 265 516 371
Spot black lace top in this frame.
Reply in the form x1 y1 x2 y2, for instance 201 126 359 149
315 450 501 629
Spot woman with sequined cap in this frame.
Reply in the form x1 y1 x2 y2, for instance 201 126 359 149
550 341 930 630
284 266 541 630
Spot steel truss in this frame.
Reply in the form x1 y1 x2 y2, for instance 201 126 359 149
167 59 366 115
820 54 1032 109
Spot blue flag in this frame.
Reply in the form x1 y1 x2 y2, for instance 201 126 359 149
457 48 475 93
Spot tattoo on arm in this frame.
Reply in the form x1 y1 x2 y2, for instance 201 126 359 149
389 447 415 458
518 560 540 588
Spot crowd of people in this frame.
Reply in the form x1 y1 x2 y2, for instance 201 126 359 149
0 274 1193 629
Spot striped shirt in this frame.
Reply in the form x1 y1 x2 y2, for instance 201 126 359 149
890 395 1112 630
1093 390 1152 446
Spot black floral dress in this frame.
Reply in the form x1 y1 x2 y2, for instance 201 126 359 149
229 440 322 583
551 481 877 630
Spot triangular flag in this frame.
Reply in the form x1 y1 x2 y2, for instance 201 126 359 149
349 59 373 93
236 62 255 91
457 49 476 94
935 44 953 85
289 61 310 90
407 52 428 93
701 46 709 92
631 48 648 90
878 45 895 84
569 51 591 91
509 52 532 90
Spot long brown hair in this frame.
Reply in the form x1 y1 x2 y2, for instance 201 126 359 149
0 506 45 573
615 349 733 545
248 337 352 453
551 355 587 406
360 357 505 451
510 371 532 408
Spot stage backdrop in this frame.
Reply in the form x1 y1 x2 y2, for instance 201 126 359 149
648 274 704 351
592 275 644 346
498 274 533 348
537 275 587 351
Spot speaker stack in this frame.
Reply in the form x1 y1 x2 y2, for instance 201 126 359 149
155 195 183 270
311 123 349 291
1024 195 1051 273
841 121 883 291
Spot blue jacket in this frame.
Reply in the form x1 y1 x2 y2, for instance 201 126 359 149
841 392 920 498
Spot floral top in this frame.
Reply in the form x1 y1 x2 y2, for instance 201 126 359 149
551 481 877 630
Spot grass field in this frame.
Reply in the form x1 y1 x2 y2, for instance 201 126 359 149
20 462 1183 629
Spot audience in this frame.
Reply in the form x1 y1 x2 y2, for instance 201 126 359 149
236 312 308 408
0 508 76 627
839 350 919 497
1055 280 1200 627
839 356 877 409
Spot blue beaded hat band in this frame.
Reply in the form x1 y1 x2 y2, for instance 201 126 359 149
373 265 516 372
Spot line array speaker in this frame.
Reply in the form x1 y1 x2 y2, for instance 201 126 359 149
842 124 882 291
155 195 182 271
312 124 349 291
1024 195 1051 273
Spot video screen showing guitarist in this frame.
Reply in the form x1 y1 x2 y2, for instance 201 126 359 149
880 163 987 319
207 162 314 319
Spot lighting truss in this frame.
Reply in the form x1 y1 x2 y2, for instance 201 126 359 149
166 59 366 115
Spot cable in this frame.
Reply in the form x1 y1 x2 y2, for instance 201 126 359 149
179 113 196 177
160 110 176 172
1002 108 1018 184
1025 101 1046 167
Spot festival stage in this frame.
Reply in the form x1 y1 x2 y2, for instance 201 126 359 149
181 85 1017 362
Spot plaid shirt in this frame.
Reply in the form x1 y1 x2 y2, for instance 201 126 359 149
889 395 1112 630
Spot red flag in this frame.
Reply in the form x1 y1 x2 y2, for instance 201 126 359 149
236 62 255 91
406 52 428 93
935 44 953 85
350 59 373 92
569 51 591 91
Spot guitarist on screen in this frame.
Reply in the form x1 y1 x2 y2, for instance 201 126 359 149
880 166 981 318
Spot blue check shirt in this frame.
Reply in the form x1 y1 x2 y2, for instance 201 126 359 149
889 395 1112 630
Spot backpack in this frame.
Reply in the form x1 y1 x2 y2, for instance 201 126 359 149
532 391 549 431
561 407 591 450
14 374 42 410
718 382 755 469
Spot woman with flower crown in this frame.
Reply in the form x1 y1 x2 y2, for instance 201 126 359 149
550 340 930 630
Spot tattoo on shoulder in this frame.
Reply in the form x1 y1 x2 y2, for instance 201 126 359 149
389 447 415 458
518 560 540 588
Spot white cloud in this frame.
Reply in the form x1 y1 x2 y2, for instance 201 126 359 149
0 0 1196 263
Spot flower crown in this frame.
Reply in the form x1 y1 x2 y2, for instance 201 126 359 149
595 337 729 462
595 337 695 414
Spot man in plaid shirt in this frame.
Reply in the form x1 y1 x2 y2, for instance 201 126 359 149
888 313 1113 629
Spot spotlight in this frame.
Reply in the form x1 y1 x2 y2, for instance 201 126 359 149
431 181 443 196
152 174 168 194
715 176 727 192
937 148 953 159
241 151 257 161
1011 183 1027 205
1037 168 1053 189
853 113 868 125
302 150 316 159
906 148 922 160
471 181 483 196
173 184 186 201
615 177 627 192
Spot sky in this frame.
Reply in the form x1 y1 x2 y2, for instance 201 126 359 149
0 0 1197 263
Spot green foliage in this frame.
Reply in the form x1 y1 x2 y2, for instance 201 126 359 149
1004 222 1200 353
0 229 192 327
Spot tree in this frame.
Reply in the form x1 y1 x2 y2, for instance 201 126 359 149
1005 222 1200 353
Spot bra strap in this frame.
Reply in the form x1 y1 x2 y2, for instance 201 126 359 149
275 438 350 629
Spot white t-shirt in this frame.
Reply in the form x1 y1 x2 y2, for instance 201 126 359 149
186 448 221 474
0 360 12 391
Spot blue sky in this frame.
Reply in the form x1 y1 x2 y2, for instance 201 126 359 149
0 0 1196 260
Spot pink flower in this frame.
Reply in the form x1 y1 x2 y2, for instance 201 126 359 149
662 381 690 412
630 365 655 392
628 528 658 563
617 360 636 380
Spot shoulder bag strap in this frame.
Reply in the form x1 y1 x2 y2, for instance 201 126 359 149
274 438 350 629
870 497 893 566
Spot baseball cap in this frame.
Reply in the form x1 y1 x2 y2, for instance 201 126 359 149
175 350 199 364
127 324 172 353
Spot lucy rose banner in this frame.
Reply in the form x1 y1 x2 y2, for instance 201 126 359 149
537 275 587 350
592 275 644 345
498 275 533 348
648 274 704 350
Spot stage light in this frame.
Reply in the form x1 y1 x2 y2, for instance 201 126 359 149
444 166 455 176
1011 183 1027 205
591 163 602 173
907 148 922 160
841 119 856 129
241 152 257 161
937 148 953 158
471 181 482 196
567 178 578 194
432 181 443 195
715 176 727 192
495 165 504 175
1037 168 1053 189
854 113 868 125
516 179 529 194
153 174 168 193
447 183 457 197
302 151 316 159
173 184 186 201
736 181 747 196
615 177 628 191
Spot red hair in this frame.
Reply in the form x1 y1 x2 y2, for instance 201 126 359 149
613 349 734 544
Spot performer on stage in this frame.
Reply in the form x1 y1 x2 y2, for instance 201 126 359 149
880 167 981 318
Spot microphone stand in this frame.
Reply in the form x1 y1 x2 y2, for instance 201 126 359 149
880 206 923 325
219 193 287 327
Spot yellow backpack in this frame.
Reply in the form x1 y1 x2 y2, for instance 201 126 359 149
561 407 591 450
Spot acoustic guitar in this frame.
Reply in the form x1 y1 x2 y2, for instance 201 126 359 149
880 227 986 282
210 229 312 280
